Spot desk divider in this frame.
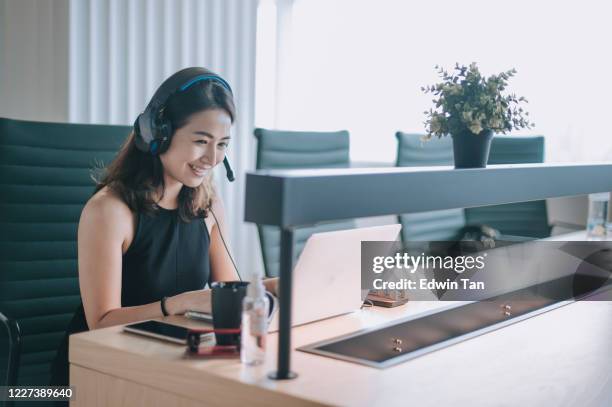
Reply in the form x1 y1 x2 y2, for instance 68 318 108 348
244 163 612 380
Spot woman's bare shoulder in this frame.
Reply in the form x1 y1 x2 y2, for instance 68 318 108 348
81 187 134 230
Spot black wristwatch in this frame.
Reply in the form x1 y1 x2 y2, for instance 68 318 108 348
160 296 170 316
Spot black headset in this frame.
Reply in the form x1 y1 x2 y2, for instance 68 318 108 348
133 67 235 182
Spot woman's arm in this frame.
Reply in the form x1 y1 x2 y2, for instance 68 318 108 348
78 192 211 330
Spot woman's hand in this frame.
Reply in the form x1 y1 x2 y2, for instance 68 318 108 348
166 279 277 317
263 277 279 297
166 289 212 315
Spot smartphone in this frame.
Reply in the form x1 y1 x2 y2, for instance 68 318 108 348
123 320 213 345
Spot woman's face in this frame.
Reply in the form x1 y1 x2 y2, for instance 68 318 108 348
159 108 232 188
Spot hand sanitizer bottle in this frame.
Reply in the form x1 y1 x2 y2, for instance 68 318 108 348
240 272 269 365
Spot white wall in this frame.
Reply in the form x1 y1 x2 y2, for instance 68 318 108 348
0 0 69 122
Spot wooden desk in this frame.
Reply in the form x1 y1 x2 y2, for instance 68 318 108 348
69 295 611 407
69 231 610 406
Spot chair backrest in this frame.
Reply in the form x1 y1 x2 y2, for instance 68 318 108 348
396 132 455 166
0 311 20 387
254 128 355 277
464 135 550 238
395 132 466 242
0 117 129 385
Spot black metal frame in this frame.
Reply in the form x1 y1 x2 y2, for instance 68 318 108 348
267 229 297 380
244 163 612 380
0 312 21 387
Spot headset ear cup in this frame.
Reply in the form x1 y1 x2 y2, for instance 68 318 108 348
133 116 141 138
157 121 172 153
133 115 151 153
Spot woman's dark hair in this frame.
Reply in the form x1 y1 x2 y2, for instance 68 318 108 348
94 79 235 221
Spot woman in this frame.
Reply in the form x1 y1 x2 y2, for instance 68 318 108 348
50 67 272 386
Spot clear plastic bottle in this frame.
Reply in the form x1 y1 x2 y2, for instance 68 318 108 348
587 193 609 239
240 273 269 365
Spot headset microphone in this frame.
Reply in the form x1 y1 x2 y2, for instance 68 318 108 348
223 157 235 182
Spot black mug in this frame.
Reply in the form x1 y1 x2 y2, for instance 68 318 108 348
211 281 278 346
211 281 249 346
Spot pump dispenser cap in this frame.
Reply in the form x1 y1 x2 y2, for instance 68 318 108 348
247 271 265 298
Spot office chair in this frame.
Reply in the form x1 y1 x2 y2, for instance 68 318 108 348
395 133 552 241
0 312 20 386
0 117 128 386
464 135 551 238
253 128 356 277
394 132 467 241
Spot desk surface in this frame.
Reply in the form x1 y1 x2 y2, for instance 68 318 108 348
70 232 612 407
70 301 612 407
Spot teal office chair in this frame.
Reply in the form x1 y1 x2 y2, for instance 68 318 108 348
395 132 466 241
0 117 128 386
0 312 20 387
395 132 551 241
464 136 551 238
254 128 356 277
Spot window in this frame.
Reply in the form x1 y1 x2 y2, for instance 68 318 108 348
258 0 612 163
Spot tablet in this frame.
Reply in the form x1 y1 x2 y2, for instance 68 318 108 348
124 320 213 345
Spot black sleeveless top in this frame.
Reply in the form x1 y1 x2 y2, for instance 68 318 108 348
50 207 211 386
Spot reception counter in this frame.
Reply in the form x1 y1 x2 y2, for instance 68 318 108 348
69 292 612 406
70 160 612 406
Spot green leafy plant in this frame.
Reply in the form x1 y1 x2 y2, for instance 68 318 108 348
422 62 533 139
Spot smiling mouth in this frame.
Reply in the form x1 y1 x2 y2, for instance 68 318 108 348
189 163 210 177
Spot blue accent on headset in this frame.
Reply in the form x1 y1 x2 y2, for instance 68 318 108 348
150 140 159 154
179 75 233 94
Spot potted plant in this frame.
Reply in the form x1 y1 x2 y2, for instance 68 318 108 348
422 63 533 168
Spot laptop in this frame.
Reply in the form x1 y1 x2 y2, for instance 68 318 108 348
267 224 402 331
